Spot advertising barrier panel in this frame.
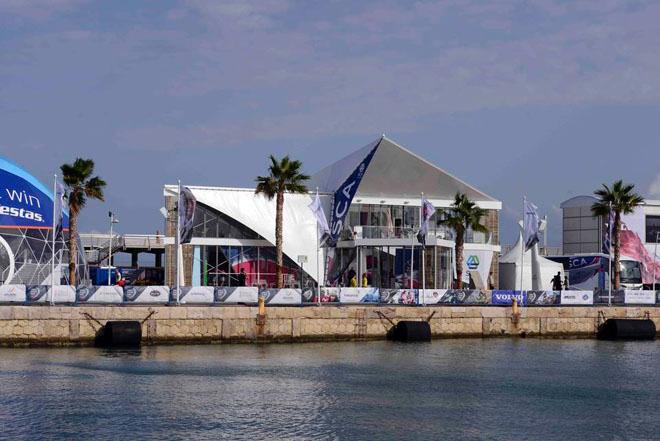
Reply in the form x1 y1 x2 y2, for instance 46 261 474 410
594 289 624 304
380 288 417 304
214 286 259 304
260 288 302 305
623 290 656 305
526 291 561 305
123 286 169 303
302 287 340 303
26 285 76 303
420 289 447 304
170 286 215 304
339 287 380 303
421 289 491 305
491 290 526 306
0 284 26 303
76 286 123 303
560 290 593 305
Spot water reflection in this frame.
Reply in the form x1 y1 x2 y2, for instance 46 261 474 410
0 340 658 440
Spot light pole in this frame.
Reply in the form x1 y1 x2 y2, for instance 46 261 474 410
108 211 119 286
297 255 307 290
654 231 659 291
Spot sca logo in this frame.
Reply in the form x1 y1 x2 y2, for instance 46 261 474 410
466 255 480 270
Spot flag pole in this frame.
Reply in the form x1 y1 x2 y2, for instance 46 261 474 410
608 201 612 307
421 192 425 306
316 187 321 307
51 174 57 305
520 196 525 294
176 179 181 305
410 222 414 293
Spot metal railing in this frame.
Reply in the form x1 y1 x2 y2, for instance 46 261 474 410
351 226 492 244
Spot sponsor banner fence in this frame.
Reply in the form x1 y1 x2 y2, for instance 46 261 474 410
26 285 76 303
171 286 215 304
0 284 26 303
560 290 593 305
76 286 123 304
339 287 380 304
422 289 491 305
594 289 625 304
123 286 169 303
302 287 340 303
526 291 561 306
380 288 417 304
624 290 656 305
491 290 526 306
215 286 258 304
260 288 302 305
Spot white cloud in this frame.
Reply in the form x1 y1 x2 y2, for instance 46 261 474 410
0 0 87 20
649 174 660 197
179 0 290 29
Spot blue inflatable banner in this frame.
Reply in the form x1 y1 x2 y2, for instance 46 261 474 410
0 157 68 229
327 142 380 246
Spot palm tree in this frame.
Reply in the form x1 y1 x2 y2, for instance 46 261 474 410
255 155 309 288
591 180 644 290
439 192 489 288
61 158 106 285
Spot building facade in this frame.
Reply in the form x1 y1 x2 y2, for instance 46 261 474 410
560 195 660 286
164 136 501 289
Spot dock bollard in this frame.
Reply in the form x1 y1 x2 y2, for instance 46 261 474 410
256 295 266 335
511 298 520 325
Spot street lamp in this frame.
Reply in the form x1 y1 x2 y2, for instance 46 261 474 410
297 255 307 289
654 231 659 291
108 211 119 286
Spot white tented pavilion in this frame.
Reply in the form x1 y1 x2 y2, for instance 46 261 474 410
499 226 564 290
164 135 501 289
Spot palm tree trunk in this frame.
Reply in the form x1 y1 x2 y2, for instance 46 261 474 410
613 211 621 290
275 191 284 288
68 212 77 286
455 235 464 289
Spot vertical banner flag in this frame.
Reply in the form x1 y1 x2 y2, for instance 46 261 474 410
53 180 65 240
523 198 541 251
603 207 614 254
416 197 435 245
179 186 196 244
327 142 380 246
308 192 330 240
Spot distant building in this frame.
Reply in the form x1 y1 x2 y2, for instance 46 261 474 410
164 136 502 289
560 195 660 255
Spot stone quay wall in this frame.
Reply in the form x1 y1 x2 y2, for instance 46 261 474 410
0 305 658 347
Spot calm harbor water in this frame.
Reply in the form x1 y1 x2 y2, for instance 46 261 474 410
1 339 658 441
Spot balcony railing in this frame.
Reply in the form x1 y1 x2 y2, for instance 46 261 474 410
349 226 493 244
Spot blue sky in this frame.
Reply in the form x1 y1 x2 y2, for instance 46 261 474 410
1 0 660 246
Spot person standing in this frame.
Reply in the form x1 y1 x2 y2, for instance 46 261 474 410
551 272 562 291
238 269 247 287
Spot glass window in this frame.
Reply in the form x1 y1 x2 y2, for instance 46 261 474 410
646 215 660 243
620 260 642 283
192 203 263 240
